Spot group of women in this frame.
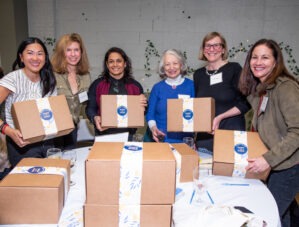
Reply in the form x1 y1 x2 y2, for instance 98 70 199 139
0 31 297 226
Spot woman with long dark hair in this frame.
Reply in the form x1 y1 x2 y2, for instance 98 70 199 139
86 47 146 141
239 39 299 227
0 37 56 167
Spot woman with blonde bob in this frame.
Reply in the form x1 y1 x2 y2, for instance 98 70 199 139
239 39 299 227
193 32 250 153
51 33 91 149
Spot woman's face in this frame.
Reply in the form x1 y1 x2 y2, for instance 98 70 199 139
20 43 46 77
163 53 182 79
203 36 224 63
65 41 81 66
250 44 276 82
106 52 126 79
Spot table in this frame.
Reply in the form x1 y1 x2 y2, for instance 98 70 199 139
173 175 281 227
1 146 280 227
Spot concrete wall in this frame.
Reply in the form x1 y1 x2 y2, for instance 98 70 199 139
27 0 299 91
0 0 28 74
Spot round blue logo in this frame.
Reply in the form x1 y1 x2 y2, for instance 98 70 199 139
234 144 248 155
182 109 193 120
27 166 45 174
124 145 143 152
40 109 53 120
117 106 128 116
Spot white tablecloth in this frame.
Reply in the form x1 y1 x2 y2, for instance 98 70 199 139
0 146 280 227
173 175 280 227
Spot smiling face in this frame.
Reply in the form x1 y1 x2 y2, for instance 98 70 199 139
250 44 276 82
20 43 46 77
203 36 224 63
163 53 182 79
65 41 81 67
106 52 126 79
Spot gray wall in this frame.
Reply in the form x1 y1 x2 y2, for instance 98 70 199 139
0 0 28 74
26 0 299 91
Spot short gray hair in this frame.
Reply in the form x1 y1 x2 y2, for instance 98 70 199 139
158 49 188 79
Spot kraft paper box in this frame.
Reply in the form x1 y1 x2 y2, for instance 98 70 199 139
84 204 172 227
213 129 270 180
0 158 70 224
85 142 176 205
171 143 199 182
11 95 74 143
101 95 144 128
167 98 215 132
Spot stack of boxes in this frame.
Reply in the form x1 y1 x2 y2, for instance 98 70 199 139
84 142 176 227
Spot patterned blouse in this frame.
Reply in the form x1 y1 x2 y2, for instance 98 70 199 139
55 72 91 124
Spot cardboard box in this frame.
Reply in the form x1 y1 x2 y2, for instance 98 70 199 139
11 95 74 143
213 130 270 180
85 142 176 205
101 95 144 128
170 143 199 182
0 158 70 224
167 98 215 132
84 204 172 227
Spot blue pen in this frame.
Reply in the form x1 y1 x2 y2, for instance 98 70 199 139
222 183 250 186
206 191 214 204
189 189 195 204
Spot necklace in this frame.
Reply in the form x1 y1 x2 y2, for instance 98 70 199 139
205 68 218 76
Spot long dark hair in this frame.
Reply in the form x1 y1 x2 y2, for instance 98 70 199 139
101 47 133 82
12 37 56 97
239 39 297 96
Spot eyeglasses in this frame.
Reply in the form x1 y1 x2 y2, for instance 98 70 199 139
204 43 223 50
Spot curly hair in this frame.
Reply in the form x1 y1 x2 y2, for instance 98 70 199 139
157 49 188 79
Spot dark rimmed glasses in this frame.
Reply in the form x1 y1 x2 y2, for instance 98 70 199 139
204 43 223 50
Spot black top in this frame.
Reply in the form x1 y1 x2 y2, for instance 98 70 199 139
193 62 250 151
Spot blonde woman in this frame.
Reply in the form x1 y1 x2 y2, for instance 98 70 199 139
51 33 91 149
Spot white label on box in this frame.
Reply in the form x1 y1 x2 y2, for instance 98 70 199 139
182 98 194 132
10 166 69 203
119 142 143 226
117 95 128 127
232 131 248 178
36 98 58 140
178 94 190 99
169 144 182 184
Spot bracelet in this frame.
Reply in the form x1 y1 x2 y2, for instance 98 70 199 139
1 124 8 135
0 121 7 132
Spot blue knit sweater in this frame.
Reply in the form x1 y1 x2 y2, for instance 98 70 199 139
146 78 195 143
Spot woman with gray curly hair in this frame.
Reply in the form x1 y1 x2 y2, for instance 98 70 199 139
146 49 194 143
